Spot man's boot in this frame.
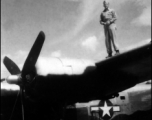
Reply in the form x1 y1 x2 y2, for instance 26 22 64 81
106 53 112 58
115 50 120 56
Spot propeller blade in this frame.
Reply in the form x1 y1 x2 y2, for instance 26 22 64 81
2 31 45 120
9 88 25 120
22 31 45 78
1 78 5 82
20 87 25 120
3 56 21 75
9 90 20 120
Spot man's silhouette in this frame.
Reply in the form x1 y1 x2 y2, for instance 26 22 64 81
100 0 120 58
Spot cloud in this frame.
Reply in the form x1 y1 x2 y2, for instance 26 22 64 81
81 36 99 52
132 6 151 26
73 0 102 35
1 61 9 79
10 50 28 70
130 0 151 26
135 0 151 6
15 50 28 60
122 38 151 51
1 82 19 91
50 50 62 57
66 0 79 2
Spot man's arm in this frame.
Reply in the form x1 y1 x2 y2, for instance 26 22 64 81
109 9 117 23
100 13 106 25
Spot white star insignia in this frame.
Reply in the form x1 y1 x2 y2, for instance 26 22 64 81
100 101 112 117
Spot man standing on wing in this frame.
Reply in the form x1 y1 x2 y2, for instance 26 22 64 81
100 0 120 58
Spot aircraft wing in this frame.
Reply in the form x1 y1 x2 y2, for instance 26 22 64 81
23 42 151 104
92 42 151 98
96 42 151 82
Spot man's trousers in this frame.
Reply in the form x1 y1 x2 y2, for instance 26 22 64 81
104 23 119 55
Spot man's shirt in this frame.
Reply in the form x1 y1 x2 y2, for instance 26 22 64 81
100 8 117 24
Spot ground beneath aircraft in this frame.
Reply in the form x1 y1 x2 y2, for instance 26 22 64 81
1 97 151 120
1 84 151 120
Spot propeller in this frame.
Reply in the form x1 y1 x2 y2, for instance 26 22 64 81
3 56 21 75
1 78 5 82
3 31 45 120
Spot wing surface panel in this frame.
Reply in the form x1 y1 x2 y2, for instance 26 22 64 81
93 43 151 97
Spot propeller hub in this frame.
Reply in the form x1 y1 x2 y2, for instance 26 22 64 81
25 74 35 83
6 75 21 85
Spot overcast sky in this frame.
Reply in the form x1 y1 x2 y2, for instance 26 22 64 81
1 0 151 78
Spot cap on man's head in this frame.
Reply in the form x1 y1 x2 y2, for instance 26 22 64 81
103 0 109 4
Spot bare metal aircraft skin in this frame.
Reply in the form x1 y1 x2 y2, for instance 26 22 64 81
1 31 151 120
73 82 151 120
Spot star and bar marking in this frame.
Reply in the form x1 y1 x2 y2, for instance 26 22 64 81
100 101 112 117
90 100 120 120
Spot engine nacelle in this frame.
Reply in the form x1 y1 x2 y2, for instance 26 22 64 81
6 75 21 85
